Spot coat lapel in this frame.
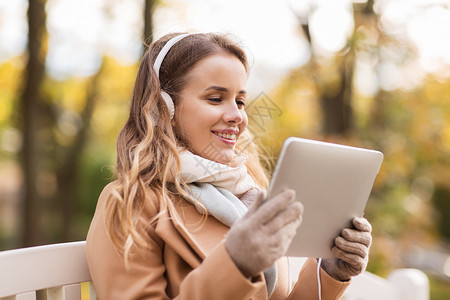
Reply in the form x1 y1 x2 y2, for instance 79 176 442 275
154 207 203 268
168 198 230 259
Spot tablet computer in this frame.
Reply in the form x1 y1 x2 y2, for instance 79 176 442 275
267 137 383 258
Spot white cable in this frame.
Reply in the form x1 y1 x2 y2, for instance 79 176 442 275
317 258 322 300
287 257 292 294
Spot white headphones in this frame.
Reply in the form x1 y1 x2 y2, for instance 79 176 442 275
153 33 192 119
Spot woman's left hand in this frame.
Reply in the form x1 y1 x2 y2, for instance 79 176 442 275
320 217 372 281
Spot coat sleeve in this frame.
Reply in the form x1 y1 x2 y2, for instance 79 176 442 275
176 241 267 299
85 183 267 300
286 258 350 299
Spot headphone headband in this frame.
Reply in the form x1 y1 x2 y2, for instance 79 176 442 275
153 33 192 119
153 33 191 78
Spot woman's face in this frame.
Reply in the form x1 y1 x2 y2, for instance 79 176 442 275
174 52 248 165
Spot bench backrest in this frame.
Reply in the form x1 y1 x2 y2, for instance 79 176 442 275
0 241 96 300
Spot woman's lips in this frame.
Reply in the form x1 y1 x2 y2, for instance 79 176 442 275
212 131 237 144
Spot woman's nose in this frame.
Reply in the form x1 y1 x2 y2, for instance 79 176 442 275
223 102 244 124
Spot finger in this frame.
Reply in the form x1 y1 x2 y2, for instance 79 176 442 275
332 246 367 270
341 228 372 248
353 217 372 233
253 189 296 224
279 216 303 240
246 191 265 214
264 202 303 233
240 188 259 207
270 217 302 251
334 236 369 258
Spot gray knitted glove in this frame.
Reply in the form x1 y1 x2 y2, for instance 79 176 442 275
239 188 259 208
225 189 303 278
321 217 372 281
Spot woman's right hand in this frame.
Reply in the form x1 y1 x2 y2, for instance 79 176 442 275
225 189 303 278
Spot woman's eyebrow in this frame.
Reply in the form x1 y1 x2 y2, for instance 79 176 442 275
204 86 247 95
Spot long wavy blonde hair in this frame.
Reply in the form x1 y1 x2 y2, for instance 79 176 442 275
105 33 269 263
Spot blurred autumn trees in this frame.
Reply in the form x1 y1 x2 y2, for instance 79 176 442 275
1 0 155 247
263 0 450 282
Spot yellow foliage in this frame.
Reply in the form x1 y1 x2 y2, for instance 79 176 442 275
0 57 25 124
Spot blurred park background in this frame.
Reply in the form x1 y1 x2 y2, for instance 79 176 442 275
1 0 450 298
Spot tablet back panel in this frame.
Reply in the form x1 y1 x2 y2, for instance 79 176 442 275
267 137 383 258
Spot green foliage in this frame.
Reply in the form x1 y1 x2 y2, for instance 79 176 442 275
430 277 450 300
73 144 116 240
433 187 450 241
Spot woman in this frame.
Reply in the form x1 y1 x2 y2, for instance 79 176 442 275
86 32 372 299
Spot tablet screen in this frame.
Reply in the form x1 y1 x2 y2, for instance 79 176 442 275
267 137 383 258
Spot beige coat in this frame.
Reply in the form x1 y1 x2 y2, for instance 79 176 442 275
86 182 350 299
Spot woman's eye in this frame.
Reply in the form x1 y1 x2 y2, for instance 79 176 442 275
208 98 222 103
236 99 246 109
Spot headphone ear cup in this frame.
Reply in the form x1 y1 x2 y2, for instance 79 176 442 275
161 91 175 119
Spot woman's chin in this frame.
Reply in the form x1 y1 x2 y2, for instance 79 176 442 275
207 150 235 165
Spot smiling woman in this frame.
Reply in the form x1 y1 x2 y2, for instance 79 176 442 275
85 32 371 299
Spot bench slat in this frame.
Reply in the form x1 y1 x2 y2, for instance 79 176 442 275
0 291 36 300
89 282 97 300
47 284 81 300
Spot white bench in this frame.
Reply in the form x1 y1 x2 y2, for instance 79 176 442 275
342 267 429 300
0 242 430 300
0 241 96 300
